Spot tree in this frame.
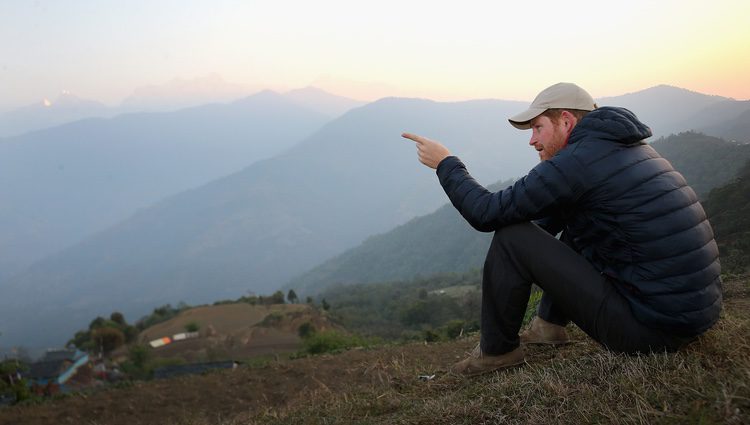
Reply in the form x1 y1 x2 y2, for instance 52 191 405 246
67 330 94 351
110 311 126 325
321 298 330 311
89 316 106 330
268 290 285 305
400 300 431 326
0 359 30 404
287 289 299 304
91 327 125 354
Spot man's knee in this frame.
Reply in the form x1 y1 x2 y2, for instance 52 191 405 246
490 222 542 248
485 222 543 271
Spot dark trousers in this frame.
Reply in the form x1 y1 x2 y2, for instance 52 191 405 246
480 222 691 355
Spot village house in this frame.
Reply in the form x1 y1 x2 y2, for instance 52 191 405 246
24 348 90 395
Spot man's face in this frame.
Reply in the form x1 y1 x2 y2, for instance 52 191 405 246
528 115 568 161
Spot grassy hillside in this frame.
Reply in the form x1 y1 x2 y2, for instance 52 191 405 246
131 302 339 364
3 275 747 425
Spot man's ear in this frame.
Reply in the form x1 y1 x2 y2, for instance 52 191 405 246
560 110 578 133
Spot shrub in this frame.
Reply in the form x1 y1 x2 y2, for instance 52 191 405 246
422 329 441 343
128 344 150 369
298 322 316 338
299 331 372 355
440 319 466 340
184 321 200 332
260 312 284 327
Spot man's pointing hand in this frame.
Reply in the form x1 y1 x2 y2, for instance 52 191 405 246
402 132 451 170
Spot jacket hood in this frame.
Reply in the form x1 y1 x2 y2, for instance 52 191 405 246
569 106 652 146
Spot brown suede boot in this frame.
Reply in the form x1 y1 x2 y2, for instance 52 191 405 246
450 344 525 377
520 317 570 345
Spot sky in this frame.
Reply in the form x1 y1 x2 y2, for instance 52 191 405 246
1 0 749 110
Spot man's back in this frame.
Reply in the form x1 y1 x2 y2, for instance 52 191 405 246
555 107 722 336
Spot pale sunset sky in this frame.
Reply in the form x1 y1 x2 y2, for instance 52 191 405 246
1 0 748 110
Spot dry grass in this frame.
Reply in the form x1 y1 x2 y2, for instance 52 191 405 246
243 277 750 425
4 278 747 425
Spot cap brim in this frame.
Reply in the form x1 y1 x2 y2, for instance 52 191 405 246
508 107 546 130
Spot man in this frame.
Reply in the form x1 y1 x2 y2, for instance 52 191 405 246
403 82 722 376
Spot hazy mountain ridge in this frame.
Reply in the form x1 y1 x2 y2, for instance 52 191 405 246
284 86 365 118
0 81 363 138
286 179 512 295
0 90 329 280
119 74 256 113
0 92 112 138
699 107 750 143
597 84 750 139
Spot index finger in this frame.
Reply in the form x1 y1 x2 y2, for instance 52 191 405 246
402 132 426 144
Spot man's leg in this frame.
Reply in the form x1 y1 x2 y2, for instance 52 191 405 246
479 222 687 356
535 292 569 327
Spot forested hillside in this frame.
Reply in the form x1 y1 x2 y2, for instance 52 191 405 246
650 131 750 197
703 160 750 274
318 270 483 340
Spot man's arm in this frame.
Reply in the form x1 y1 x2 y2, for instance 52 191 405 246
436 156 580 232
403 132 580 232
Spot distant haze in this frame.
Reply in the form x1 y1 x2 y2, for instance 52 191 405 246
1 1 749 112
0 84 748 351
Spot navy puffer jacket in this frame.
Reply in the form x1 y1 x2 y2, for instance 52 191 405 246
436 106 722 336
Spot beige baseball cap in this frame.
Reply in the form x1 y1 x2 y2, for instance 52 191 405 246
508 82 597 130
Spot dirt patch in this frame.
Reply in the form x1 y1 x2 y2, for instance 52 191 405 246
132 303 336 362
138 303 309 343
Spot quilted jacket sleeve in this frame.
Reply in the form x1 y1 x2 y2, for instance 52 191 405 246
435 155 582 232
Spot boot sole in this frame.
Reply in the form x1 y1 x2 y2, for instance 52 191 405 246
461 359 526 377
520 339 571 346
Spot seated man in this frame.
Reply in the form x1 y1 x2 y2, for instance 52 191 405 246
403 82 722 376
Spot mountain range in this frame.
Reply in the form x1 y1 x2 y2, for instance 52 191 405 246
0 76 364 138
0 96 534 348
597 84 750 141
0 90 330 280
1 85 749 350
